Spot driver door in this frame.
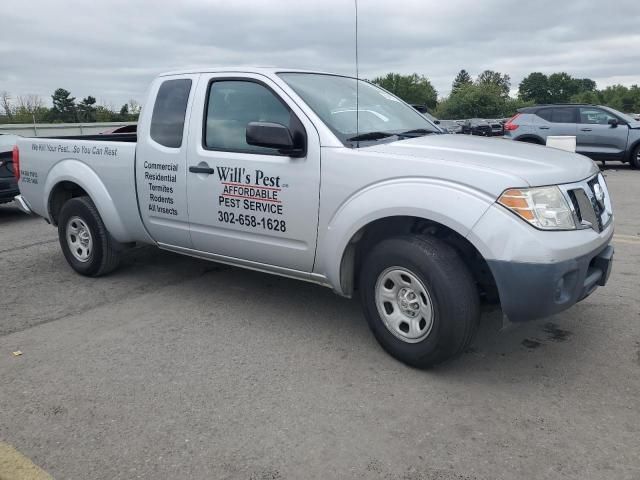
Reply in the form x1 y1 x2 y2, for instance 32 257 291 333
577 107 629 161
185 74 321 272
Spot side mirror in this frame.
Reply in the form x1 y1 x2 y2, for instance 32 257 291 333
434 120 441 125
246 122 304 156
608 118 619 128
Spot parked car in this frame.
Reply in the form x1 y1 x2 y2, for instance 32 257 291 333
100 124 137 135
462 118 492 136
14 68 614 368
410 104 429 114
438 120 463 134
409 107 447 133
486 119 504 136
504 104 640 168
0 134 20 204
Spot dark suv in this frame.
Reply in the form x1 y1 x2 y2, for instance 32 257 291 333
504 104 640 168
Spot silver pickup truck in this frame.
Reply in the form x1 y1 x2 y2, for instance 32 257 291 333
14 67 614 367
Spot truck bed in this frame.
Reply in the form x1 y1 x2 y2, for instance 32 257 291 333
16 136 150 243
44 133 137 143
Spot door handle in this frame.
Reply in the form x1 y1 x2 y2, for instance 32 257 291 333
539 126 550 130
580 128 592 132
189 165 215 175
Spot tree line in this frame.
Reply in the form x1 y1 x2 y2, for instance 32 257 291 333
372 70 640 119
0 88 141 124
3 71 639 124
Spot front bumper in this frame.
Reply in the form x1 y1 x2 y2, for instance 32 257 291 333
487 243 614 322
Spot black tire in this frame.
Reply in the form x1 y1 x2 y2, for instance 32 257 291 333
58 196 122 276
630 145 640 169
359 235 479 368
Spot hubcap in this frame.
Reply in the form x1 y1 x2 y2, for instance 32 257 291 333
66 216 93 262
374 267 434 343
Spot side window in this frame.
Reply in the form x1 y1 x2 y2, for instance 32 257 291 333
150 79 192 148
579 108 616 125
536 108 553 122
204 80 292 154
551 108 576 124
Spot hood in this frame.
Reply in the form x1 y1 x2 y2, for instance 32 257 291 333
365 134 598 187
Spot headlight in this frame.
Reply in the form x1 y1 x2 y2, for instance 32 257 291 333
498 186 576 230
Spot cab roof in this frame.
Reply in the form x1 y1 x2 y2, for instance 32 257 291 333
158 66 343 77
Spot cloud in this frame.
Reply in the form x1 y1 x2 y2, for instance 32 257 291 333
1 0 639 106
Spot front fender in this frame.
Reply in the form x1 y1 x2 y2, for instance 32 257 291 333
316 178 495 295
45 159 132 242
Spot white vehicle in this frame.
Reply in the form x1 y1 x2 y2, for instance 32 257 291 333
13 68 614 367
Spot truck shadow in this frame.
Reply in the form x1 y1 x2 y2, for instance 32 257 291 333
120 246 585 379
0 202 33 224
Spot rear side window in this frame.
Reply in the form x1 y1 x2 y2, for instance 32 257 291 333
536 109 553 122
537 108 576 123
150 79 192 148
552 108 576 123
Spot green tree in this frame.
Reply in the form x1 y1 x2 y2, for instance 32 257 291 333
95 105 116 122
596 85 640 112
50 88 77 122
576 78 597 93
436 83 532 119
371 73 438 108
519 72 597 105
476 70 511 98
518 72 550 104
436 84 504 119
77 96 97 122
451 69 473 95
547 72 581 103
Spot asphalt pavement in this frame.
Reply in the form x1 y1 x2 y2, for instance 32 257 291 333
1 166 639 480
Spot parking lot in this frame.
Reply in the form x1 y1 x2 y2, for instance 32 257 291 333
1 166 639 480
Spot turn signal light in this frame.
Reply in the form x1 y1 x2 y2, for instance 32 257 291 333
498 189 534 221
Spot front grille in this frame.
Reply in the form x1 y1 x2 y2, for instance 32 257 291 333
564 174 612 233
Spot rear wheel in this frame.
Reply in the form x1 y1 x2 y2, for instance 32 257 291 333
359 235 479 368
58 196 122 276
630 145 640 169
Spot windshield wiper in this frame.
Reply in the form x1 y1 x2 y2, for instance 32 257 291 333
346 131 395 142
397 128 435 138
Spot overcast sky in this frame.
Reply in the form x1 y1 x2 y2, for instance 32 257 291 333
2 0 639 107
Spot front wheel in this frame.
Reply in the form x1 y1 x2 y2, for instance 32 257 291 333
360 236 479 368
58 196 122 276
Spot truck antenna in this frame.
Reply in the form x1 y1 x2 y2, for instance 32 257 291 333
354 0 359 148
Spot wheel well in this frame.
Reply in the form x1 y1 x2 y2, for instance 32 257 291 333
340 216 498 303
516 135 544 145
627 140 640 162
48 181 88 226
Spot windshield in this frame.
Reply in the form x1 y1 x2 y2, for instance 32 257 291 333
278 73 439 146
